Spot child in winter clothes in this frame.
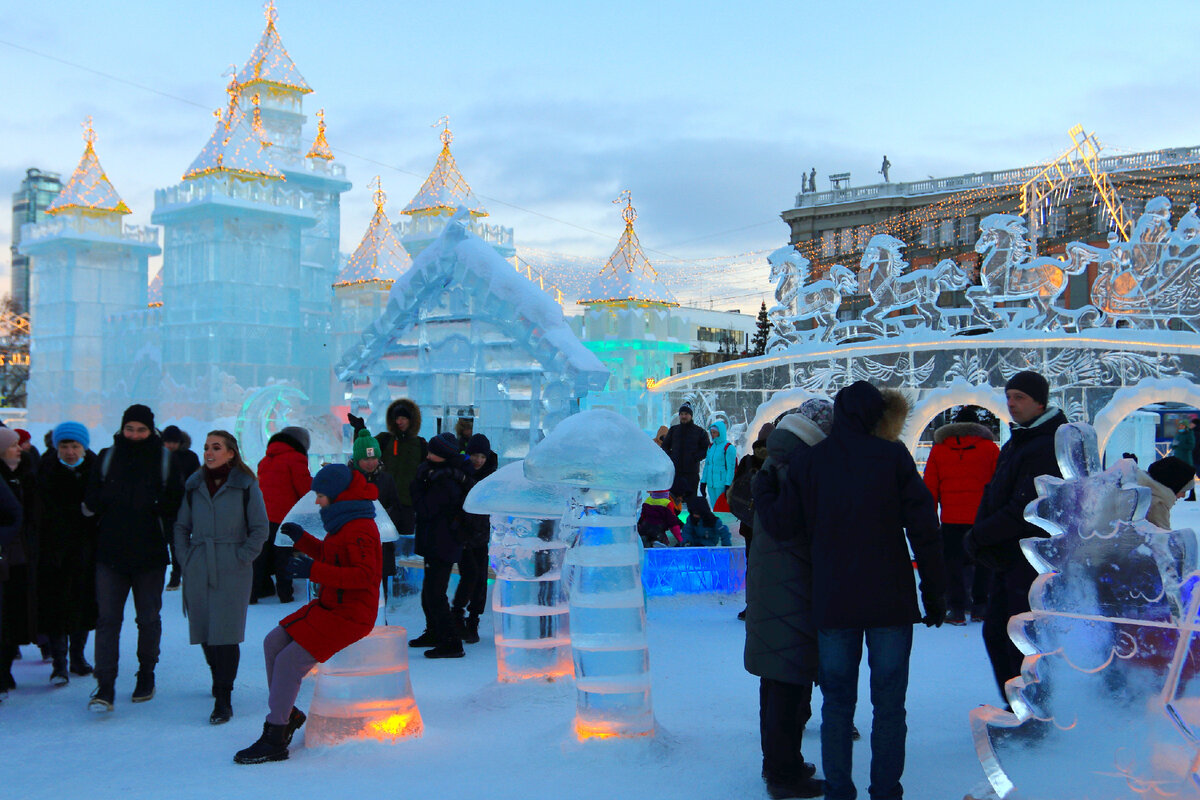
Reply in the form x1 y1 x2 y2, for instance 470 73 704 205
234 464 382 764
701 419 737 509
638 490 682 547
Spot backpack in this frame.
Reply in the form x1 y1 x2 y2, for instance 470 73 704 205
726 457 759 526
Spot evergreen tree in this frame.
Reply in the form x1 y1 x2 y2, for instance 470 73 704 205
751 301 771 356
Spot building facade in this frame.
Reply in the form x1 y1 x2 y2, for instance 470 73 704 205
10 168 62 312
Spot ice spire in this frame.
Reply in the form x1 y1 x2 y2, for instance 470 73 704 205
401 118 488 217
148 271 163 308
579 191 676 306
306 108 334 160
235 1 312 95
183 77 284 181
46 118 131 216
334 177 412 286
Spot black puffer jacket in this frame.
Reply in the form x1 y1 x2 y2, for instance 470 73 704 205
971 408 1068 571
85 433 184 572
37 452 99 634
745 413 824 685
411 459 469 563
462 452 498 548
661 421 710 496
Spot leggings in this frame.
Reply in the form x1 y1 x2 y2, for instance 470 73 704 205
263 626 318 725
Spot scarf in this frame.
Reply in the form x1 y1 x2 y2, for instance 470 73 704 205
319 499 376 537
204 463 232 497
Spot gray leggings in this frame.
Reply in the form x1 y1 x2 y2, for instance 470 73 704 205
263 626 318 726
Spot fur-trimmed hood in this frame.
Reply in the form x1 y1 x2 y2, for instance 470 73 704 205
386 398 422 439
933 421 994 445
832 382 910 442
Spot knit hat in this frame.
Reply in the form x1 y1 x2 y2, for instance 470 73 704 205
1148 456 1195 495
352 428 381 462
0 428 20 452
15 429 30 446
754 422 775 445
466 433 491 456
953 405 982 425
312 463 354 502
52 421 90 449
679 403 693 416
428 432 460 459
1004 371 1049 407
799 398 835 436
160 425 184 443
121 404 155 430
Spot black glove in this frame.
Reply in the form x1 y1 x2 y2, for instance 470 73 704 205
347 413 366 433
278 522 305 545
285 555 313 580
922 594 947 628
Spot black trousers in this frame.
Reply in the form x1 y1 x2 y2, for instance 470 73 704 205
94 563 165 685
759 677 814 782
453 545 489 617
268 522 295 602
982 560 1038 704
201 642 240 691
422 557 456 644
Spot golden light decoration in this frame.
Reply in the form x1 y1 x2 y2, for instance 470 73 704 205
306 108 335 160
401 118 488 217
578 191 677 306
183 76 284 182
235 0 312 95
333 175 412 287
46 116 132 217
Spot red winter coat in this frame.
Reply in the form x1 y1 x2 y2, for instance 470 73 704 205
923 422 1000 525
257 439 312 524
279 473 381 662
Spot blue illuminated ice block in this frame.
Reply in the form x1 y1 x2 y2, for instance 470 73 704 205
524 409 673 740
464 462 575 682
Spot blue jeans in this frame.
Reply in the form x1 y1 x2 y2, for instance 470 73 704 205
818 626 913 800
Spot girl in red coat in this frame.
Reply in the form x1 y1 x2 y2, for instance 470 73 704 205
235 464 381 764
254 427 313 603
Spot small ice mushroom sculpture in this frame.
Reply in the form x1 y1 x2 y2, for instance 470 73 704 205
464 462 576 682
280 490 399 542
524 409 674 740
969 422 1200 799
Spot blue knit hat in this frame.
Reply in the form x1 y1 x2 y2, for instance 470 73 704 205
311 463 353 502
428 432 460 459
53 421 90 450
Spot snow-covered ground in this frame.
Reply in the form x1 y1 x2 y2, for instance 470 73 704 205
1 580 1001 799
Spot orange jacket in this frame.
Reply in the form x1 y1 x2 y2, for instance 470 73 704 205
923 422 999 525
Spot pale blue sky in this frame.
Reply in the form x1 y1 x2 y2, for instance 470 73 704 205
2 0 1197 304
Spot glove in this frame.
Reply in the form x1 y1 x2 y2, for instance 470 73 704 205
922 594 947 628
285 555 313 580
278 522 305 545
347 413 366 433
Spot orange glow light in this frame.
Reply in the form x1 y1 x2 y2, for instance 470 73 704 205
366 710 423 740
573 719 655 741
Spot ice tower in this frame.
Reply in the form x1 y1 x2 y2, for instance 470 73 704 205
19 120 159 426
578 193 684 431
394 121 514 260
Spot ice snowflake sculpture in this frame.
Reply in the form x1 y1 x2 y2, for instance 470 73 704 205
970 422 1200 799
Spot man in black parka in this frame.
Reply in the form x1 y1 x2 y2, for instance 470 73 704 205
966 370 1067 705
84 404 184 711
660 403 715 526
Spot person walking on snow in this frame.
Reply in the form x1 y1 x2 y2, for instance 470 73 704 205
235 464 381 764
161 426 200 591
0 427 39 694
174 431 270 725
701 419 737 512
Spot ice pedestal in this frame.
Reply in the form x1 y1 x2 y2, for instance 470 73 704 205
465 462 575 682
524 409 674 740
305 626 423 746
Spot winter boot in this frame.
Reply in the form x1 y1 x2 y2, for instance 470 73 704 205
50 665 70 687
765 774 825 799
282 706 307 745
69 637 93 677
463 614 480 645
408 629 438 648
234 722 290 764
165 568 181 591
425 638 465 659
89 682 115 713
131 670 155 703
210 687 233 725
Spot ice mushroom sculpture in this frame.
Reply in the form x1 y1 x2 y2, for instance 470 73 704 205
969 422 1200 799
524 409 674 740
464 462 576 682
280 490 399 542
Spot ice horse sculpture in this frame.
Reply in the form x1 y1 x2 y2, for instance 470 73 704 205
463 462 576 682
524 409 674 740
969 422 1200 799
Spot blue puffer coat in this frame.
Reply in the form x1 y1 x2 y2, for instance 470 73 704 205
701 419 737 501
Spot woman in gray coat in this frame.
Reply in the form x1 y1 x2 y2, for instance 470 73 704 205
174 430 269 725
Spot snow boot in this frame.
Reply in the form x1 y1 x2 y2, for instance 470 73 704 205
210 687 233 725
765 774 825 799
89 682 115 713
131 670 155 703
234 722 290 764
69 657 93 677
282 706 306 745
50 667 69 687
424 638 465 659
463 615 480 645
408 629 438 648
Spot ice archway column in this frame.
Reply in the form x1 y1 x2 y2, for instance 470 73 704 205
524 409 674 740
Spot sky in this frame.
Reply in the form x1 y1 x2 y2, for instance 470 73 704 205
2 0 1198 311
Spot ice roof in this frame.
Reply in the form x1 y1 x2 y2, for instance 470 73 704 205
183 84 284 182
579 196 675 305
235 2 312 95
334 179 412 286
46 121 131 217
148 272 163 307
306 109 334 160
401 126 487 217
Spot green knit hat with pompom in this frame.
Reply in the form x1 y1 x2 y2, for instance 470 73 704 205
352 428 381 462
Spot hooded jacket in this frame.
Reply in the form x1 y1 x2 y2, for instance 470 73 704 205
662 419 710 496
376 399 427 507
279 471 382 662
411 457 470 563
923 421 999 525
36 451 98 635
701 419 737 500
773 382 944 629
257 433 312 524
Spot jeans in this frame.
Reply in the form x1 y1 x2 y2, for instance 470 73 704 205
421 557 456 643
94 563 165 686
453 545 488 617
760 677 814 782
818 626 913 800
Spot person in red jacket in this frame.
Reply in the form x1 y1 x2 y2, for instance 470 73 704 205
234 464 381 764
922 405 999 625
255 427 313 604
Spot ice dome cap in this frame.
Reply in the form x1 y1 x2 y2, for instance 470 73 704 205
524 409 674 492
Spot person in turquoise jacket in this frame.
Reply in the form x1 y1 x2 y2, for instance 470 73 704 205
701 419 738 507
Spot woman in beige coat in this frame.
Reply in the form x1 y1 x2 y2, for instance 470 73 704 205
174 431 269 724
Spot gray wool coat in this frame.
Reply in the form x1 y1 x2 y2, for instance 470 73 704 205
174 469 270 646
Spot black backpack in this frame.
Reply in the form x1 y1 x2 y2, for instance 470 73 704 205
726 458 759 526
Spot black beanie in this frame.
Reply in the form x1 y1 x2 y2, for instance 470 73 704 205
679 403 693 416
393 405 412 420
121 404 156 430
953 405 981 425
1148 456 1195 495
161 425 183 443
428 432 459 459
465 433 491 456
1004 371 1049 407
